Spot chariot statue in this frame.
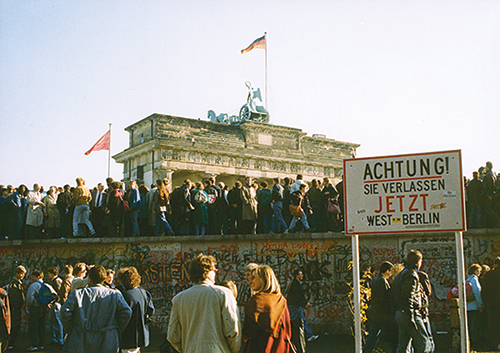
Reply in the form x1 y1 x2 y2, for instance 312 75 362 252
208 81 269 125
239 81 269 123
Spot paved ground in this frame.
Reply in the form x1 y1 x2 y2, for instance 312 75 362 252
11 331 355 352
11 329 498 352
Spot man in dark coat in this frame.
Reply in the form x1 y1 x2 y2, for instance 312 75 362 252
227 182 243 234
466 171 484 228
90 183 108 237
482 256 500 350
169 179 194 235
483 162 500 228
393 250 432 353
57 185 73 238
5 266 23 350
321 177 339 231
363 261 396 353
204 179 220 235
287 269 318 353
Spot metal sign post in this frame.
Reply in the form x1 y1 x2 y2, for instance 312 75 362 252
351 234 362 352
344 150 467 353
455 231 469 353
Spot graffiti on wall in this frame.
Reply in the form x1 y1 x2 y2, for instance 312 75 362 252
0 232 497 334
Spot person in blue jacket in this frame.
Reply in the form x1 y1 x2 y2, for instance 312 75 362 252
466 263 484 350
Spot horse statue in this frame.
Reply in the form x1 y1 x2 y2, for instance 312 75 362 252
208 110 240 124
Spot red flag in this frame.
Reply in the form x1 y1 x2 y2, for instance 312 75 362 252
84 130 110 155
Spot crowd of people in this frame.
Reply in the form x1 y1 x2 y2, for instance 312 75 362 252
0 263 154 352
464 161 500 228
1 159 500 240
0 252 497 352
0 174 344 239
166 253 320 353
361 252 500 353
1 159 500 239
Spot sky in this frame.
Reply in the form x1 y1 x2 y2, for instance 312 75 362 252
1 0 500 190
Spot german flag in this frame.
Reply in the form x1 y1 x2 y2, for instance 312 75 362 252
241 35 266 54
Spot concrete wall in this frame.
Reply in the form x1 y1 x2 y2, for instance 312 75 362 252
1 230 498 334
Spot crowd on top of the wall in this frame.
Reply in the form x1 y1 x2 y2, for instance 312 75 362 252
0 160 498 240
0 174 344 239
464 161 500 229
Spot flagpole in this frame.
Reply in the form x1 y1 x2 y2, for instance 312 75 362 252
108 123 112 178
264 32 268 112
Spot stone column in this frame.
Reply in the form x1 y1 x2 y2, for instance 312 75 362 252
158 169 174 190
201 173 218 183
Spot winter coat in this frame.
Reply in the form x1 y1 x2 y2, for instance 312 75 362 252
61 284 132 353
120 287 155 350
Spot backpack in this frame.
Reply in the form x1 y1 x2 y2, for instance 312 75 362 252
36 283 57 305
194 191 208 204
115 190 131 212
446 281 475 302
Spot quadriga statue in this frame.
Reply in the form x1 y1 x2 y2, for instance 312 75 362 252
207 81 269 125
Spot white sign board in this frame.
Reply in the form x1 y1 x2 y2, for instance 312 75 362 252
344 150 466 235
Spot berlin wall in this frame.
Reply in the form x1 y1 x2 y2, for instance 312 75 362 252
0 230 498 334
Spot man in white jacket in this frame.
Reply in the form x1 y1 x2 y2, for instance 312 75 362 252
167 253 241 353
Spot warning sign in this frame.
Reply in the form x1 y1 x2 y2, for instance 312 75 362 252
344 150 466 235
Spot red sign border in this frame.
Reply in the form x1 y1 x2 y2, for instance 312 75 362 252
343 149 466 235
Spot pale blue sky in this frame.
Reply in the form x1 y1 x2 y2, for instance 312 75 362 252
1 0 499 189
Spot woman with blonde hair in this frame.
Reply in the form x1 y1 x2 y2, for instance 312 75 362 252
242 265 293 353
152 180 174 236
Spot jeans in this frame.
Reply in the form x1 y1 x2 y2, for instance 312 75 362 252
130 210 140 236
288 213 310 231
194 224 206 236
261 213 272 233
48 303 64 345
289 306 314 340
217 211 228 235
73 204 95 237
395 310 432 353
363 321 384 353
272 201 288 233
422 316 435 353
155 212 173 235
